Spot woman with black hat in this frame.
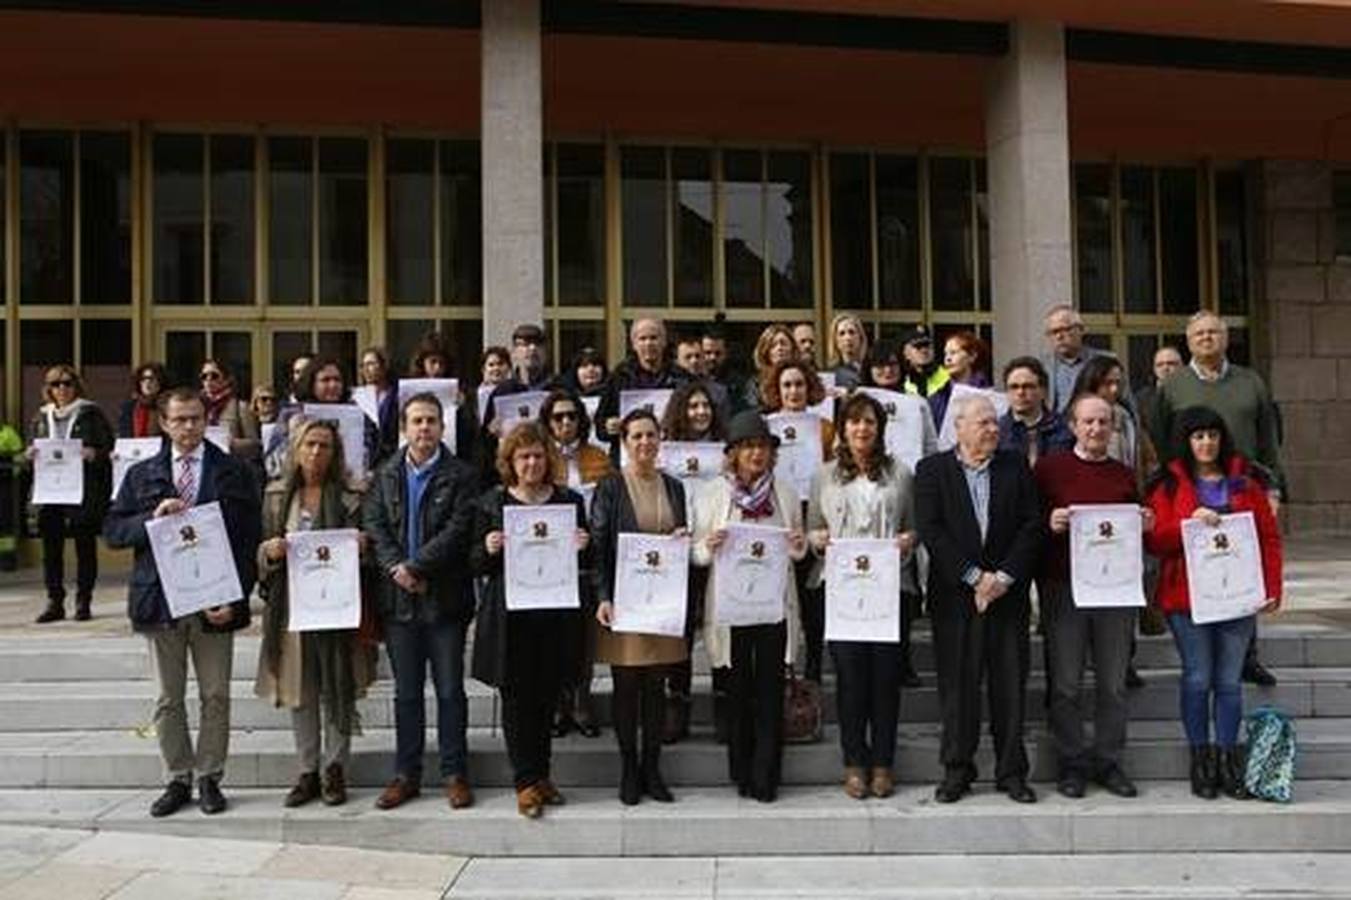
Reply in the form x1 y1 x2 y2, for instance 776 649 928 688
691 410 807 802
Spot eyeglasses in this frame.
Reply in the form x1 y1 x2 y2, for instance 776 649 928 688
551 411 578 422
46 379 74 389
200 371 222 382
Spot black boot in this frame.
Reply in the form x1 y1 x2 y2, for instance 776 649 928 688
642 747 674 802
662 692 690 745
1219 747 1249 800
1190 745 1219 800
74 595 92 622
713 689 730 745
35 598 64 624
619 751 642 806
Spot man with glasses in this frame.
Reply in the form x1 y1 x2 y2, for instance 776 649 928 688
1041 305 1118 416
998 357 1073 469
900 326 950 399
105 387 260 818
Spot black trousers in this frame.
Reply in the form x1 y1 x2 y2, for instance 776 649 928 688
931 595 1031 786
796 559 825 683
727 623 786 793
38 506 98 603
666 567 710 699
611 665 666 757
500 614 565 788
830 641 901 768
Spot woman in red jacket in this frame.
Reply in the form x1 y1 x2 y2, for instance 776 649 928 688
1144 406 1282 800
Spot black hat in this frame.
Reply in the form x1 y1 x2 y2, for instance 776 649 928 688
512 323 547 345
724 410 780 451
901 326 932 347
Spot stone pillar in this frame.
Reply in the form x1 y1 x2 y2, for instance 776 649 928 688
985 20 1074 368
1262 160 1351 531
481 0 544 347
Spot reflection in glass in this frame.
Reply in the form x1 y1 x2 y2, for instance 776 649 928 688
268 137 312 304
673 148 714 307
829 153 870 309
211 136 255 304
929 157 973 311
1075 163 1114 313
1159 167 1199 315
442 141 482 306
20 131 74 303
154 133 205 304
1215 170 1249 316
1121 166 1157 313
723 149 764 308
622 146 668 305
766 151 812 309
319 138 368 305
386 138 435 305
556 144 605 307
80 132 132 304
877 154 920 310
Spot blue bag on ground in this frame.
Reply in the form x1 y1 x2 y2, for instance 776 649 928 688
1244 706 1296 803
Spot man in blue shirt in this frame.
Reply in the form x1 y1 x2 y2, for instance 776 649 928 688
998 356 1073 468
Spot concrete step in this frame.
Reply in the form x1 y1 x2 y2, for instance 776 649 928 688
0 718 1344 789
0 668 1345 732
0 781 1346 857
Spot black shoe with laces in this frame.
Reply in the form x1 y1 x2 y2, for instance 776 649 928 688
198 776 227 815
1095 765 1138 798
150 780 192 818
1056 769 1087 799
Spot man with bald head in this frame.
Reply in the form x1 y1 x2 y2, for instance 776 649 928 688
915 394 1043 805
598 317 690 454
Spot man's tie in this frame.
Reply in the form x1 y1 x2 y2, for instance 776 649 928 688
177 456 196 505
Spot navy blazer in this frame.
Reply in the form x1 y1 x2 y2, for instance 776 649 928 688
104 440 261 633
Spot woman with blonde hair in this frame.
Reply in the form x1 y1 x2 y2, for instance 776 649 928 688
741 324 798 411
828 313 870 390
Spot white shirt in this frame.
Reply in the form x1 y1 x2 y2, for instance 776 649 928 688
171 442 206 506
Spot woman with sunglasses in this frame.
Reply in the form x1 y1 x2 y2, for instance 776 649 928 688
199 359 260 460
26 365 114 623
118 362 167 438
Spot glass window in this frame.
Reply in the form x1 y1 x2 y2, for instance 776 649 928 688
80 318 132 410
316 329 359 374
621 146 668 305
766 151 813 309
165 330 208 391
213 331 254 397
153 134 204 304
555 144 604 307
558 320 606 374
1159 166 1199 314
440 319 484 377
1215 170 1249 316
20 131 74 303
386 320 427 381
318 138 368 305
268 137 312 304
21 320 74 424
270 330 313 394
876 154 920 310
1074 163 1114 313
1126 334 1159 393
1337 171 1351 262
79 132 131 304
1120 165 1157 313
386 138 435 305
929 157 974 311
723 149 764 308
441 140 482 306
211 135 255 304
672 148 714 308
829 152 871 309
975 161 991 312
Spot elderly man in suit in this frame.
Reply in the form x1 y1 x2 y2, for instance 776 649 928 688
105 387 261 818
915 393 1043 804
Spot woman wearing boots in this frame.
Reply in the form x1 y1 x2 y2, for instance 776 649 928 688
254 418 375 807
27 365 114 623
1145 407 1282 799
541 388 614 739
592 409 689 805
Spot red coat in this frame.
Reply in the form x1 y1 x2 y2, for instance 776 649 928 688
1144 457 1283 616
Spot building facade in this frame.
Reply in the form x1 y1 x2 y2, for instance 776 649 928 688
1 1 1350 527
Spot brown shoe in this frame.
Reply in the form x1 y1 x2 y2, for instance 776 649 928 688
843 766 869 800
516 782 546 819
538 779 566 806
445 774 474 810
284 771 320 808
375 775 420 810
870 767 895 799
321 764 347 806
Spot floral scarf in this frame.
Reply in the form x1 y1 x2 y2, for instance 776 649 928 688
729 470 776 520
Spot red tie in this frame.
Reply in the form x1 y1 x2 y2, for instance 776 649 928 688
177 456 196 504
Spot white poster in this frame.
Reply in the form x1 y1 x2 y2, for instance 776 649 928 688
205 425 232 453
145 501 245 619
658 441 725 484
937 384 1009 451
110 437 161 500
612 533 690 638
286 528 361 632
810 371 838 421
1068 504 1146 609
619 389 673 422
260 423 278 460
713 523 790 627
1183 512 1268 625
31 438 84 506
858 387 929 473
476 383 496 426
766 412 821 502
824 538 902 643
503 503 580 611
350 385 381 425
398 378 460 417
582 395 608 450
302 404 370 479
494 390 549 437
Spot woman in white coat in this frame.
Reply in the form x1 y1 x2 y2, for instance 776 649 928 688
692 411 807 803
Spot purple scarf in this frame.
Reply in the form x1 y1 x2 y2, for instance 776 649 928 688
729 471 776 520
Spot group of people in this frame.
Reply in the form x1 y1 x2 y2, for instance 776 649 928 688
22 302 1284 819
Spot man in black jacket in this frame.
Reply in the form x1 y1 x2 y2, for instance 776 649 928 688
363 392 480 812
915 393 1043 805
104 387 260 818
597 318 690 457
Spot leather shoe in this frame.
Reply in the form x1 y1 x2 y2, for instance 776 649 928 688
900 665 922 689
150 780 191 818
551 713 575 739
1242 661 1277 688
284 771 321 808
1001 779 1037 804
35 602 64 624
375 775 421 810
198 776 227 814
933 777 971 804
445 774 474 809
1096 766 1138 798
1056 770 1087 799
843 767 868 800
538 779 566 806
516 782 546 818
869 767 894 799
321 764 347 806
1125 666 1145 690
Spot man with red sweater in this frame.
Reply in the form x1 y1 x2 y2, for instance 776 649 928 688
1034 395 1153 800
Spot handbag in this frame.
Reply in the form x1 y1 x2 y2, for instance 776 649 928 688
1244 706 1296 803
781 669 822 744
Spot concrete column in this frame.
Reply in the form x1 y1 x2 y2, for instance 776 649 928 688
985 20 1073 368
481 0 544 347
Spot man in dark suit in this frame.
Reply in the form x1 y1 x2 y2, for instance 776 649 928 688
364 392 481 812
104 387 260 818
915 393 1043 804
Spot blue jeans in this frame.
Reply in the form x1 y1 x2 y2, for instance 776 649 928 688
1167 613 1255 749
384 618 468 780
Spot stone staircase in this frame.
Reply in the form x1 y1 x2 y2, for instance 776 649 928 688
0 622 1348 856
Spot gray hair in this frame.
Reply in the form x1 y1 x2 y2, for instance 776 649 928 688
1187 310 1228 335
1043 303 1082 327
629 317 667 342
951 393 997 424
